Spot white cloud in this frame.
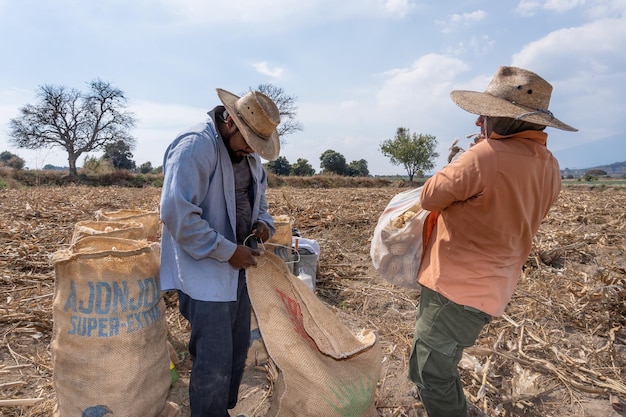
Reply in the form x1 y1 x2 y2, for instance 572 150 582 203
439 10 487 33
252 62 284 79
512 16 626 141
585 0 626 18
383 0 416 17
516 0 542 16
516 0 585 16
512 16 626 73
153 0 419 25
450 10 487 24
377 54 468 114
369 54 479 168
156 0 298 22
544 0 587 12
278 54 473 174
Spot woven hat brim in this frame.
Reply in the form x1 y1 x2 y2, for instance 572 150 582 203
217 88 281 161
450 90 577 132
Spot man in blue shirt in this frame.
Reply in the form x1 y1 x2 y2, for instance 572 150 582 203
160 88 280 417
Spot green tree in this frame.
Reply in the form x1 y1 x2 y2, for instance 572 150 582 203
8 79 136 176
138 161 154 174
43 164 64 170
103 140 136 170
246 84 303 144
290 158 315 176
82 155 114 175
265 156 291 176
320 149 347 175
347 159 369 177
0 151 25 170
583 169 608 181
380 128 439 182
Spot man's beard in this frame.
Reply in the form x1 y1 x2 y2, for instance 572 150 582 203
224 135 244 163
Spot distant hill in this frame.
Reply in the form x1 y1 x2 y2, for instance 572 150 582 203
561 161 626 178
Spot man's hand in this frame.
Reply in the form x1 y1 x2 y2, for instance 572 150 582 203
447 138 464 163
229 245 265 270
252 221 271 243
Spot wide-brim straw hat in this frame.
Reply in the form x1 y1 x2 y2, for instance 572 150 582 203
216 88 281 160
450 66 577 132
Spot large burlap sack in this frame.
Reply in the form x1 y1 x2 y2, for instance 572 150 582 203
247 215 294 367
95 208 160 240
248 252 381 417
71 220 146 243
51 236 178 417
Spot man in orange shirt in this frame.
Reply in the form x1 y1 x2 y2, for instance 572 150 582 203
409 66 577 417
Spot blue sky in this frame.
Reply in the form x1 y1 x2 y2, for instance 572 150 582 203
1 0 624 175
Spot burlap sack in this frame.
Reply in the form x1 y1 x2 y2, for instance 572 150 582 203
51 236 178 417
247 252 381 417
247 217 294 368
71 220 146 243
95 209 160 240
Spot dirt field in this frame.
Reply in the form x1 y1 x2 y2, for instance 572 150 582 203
0 185 625 417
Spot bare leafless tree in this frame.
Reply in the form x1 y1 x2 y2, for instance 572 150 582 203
247 84 303 144
9 79 136 176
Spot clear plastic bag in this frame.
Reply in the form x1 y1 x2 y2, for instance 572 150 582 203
370 186 428 289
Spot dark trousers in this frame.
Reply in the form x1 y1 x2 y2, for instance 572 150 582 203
408 286 491 417
178 270 251 417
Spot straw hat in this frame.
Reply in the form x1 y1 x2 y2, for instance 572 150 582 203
450 66 577 132
216 88 281 160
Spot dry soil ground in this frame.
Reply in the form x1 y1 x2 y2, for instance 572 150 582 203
0 185 625 417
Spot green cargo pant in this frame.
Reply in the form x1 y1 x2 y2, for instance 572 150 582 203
408 286 491 417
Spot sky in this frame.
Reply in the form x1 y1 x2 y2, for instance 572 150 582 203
1 0 625 175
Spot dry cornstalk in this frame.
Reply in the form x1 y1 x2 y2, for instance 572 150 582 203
0 398 43 406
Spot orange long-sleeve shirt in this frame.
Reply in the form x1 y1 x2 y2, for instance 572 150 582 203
418 130 561 316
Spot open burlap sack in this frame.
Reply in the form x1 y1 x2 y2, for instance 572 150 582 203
71 220 146 243
95 208 160 240
247 252 381 417
51 236 179 417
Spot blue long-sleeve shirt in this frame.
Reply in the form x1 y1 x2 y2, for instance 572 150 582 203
159 109 275 301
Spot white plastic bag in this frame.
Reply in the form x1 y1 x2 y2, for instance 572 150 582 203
370 187 428 289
